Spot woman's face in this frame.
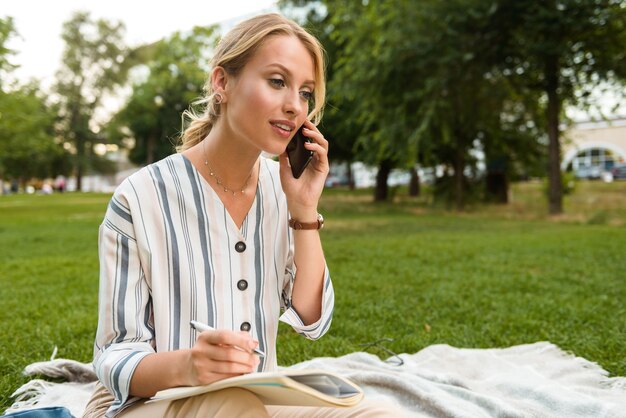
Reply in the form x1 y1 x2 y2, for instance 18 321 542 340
221 35 316 155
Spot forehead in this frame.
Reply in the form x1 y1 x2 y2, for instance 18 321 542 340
247 35 315 83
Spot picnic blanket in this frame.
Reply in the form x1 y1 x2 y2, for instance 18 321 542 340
5 341 626 418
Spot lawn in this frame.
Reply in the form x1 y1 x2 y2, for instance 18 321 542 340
1 181 625 412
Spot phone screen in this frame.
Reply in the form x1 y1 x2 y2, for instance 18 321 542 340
286 125 314 179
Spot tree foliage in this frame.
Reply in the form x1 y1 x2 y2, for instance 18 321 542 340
0 16 18 89
285 1 543 206
282 0 626 212
0 84 61 181
0 17 64 183
280 1 361 190
406 0 545 207
490 0 626 214
109 26 218 165
54 11 129 191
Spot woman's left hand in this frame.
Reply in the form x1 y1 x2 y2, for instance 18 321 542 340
279 120 329 217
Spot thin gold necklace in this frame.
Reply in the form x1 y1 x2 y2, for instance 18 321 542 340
202 139 253 196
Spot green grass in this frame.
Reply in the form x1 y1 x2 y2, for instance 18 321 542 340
1 182 625 412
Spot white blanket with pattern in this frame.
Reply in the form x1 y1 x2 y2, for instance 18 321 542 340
5 342 626 418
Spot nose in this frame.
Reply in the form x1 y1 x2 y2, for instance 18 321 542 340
283 89 304 117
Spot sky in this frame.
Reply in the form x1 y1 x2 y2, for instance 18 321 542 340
2 0 278 86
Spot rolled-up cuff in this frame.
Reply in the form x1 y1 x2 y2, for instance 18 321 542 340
94 342 154 417
279 267 334 340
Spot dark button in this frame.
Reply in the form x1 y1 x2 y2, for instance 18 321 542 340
237 279 248 291
240 322 251 332
235 241 246 253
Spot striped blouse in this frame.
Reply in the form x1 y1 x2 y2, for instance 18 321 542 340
93 153 334 417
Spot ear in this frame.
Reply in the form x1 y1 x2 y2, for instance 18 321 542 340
211 66 230 103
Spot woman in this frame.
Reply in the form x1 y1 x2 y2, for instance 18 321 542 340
84 13 403 418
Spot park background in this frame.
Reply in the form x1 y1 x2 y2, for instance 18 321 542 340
1 0 625 413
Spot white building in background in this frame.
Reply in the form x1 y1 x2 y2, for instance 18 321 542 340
562 118 626 179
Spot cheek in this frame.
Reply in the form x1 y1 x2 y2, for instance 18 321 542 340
239 82 276 113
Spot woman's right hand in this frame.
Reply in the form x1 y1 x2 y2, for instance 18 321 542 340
129 329 260 398
186 328 261 386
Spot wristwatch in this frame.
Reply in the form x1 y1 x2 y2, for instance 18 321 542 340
288 213 324 230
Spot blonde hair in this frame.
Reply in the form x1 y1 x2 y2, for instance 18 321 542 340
179 13 326 151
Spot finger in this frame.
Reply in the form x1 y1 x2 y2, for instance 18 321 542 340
196 357 256 375
278 151 293 176
304 141 328 158
302 119 316 130
194 371 240 386
199 329 257 353
304 142 329 172
209 345 258 366
191 345 259 379
200 328 254 348
206 356 258 375
278 151 289 167
302 128 328 151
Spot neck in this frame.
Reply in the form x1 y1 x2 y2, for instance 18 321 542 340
202 126 260 186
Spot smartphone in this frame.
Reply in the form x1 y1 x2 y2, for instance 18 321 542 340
286 124 314 179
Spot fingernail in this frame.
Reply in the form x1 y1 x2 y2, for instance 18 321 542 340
249 340 258 349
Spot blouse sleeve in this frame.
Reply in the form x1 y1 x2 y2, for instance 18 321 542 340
278 230 334 340
92 191 154 416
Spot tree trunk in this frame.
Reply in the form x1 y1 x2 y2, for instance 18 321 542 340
545 55 563 215
146 134 155 164
409 167 420 197
374 159 393 201
346 160 355 190
70 89 86 193
76 136 85 192
485 172 508 203
485 156 508 204
347 161 355 190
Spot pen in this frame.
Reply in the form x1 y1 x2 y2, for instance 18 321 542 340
190 320 265 358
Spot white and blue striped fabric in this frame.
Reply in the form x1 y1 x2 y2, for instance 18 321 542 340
93 154 334 417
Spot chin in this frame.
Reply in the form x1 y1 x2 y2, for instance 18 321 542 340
262 141 290 157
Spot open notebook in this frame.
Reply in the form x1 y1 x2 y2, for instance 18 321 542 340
149 369 364 407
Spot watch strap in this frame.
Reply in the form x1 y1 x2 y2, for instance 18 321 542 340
288 214 324 230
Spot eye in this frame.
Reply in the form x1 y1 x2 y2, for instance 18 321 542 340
269 78 285 88
300 90 313 102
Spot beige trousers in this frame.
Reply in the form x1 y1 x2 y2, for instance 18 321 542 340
83 382 406 418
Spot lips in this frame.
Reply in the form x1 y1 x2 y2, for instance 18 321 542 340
271 122 293 132
270 120 296 138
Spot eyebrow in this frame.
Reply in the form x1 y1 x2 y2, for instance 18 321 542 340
266 63 315 88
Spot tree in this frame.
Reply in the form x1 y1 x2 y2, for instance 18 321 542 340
284 1 425 201
315 0 542 207
0 84 61 183
0 17 64 186
54 12 129 191
280 1 361 188
109 26 217 165
493 0 626 214
286 0 615 212
0 16 17 90
326 1 415 201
